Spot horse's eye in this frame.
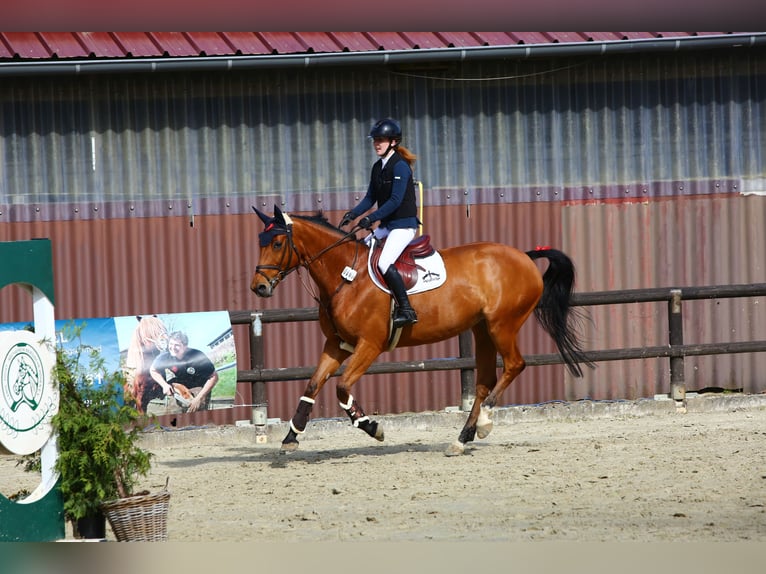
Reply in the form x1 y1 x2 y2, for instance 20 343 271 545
273 240 283 249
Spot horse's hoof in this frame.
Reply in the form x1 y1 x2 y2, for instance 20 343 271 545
476 406 493 439
476 420 493 439
362 420 385 442
444 441 465 457
280 441 299 454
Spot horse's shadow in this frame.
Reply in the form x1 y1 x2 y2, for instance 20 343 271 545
157 440 472 470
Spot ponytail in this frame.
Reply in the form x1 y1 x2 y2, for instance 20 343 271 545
396 144 417 167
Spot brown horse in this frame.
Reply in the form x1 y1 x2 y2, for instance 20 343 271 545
123 315 168 414
251 206 593 456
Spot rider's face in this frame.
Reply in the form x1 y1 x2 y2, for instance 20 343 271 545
372 137 394 157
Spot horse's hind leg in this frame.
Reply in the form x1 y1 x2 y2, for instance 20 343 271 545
446 321 498 456
479 323 528 422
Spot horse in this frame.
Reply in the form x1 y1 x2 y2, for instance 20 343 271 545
251 206 594 456
123 315 169 414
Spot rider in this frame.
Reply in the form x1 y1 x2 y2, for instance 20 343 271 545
340 118 419 328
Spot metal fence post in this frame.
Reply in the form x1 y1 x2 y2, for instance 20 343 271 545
250 311 268 424
458 331 475 411
668 289 686 402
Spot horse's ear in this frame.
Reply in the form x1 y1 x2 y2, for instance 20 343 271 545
273 205 285 224
252 206 272 226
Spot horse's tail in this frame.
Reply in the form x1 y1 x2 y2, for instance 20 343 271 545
526 248 595 378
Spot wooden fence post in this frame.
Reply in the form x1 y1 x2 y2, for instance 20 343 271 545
668 289 686 401
250 311 268 424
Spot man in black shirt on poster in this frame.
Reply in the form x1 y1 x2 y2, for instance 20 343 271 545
149 330 219 413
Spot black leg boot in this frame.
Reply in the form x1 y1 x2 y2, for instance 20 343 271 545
383 265 418 328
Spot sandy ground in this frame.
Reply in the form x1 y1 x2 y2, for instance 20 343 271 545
3 395 766 543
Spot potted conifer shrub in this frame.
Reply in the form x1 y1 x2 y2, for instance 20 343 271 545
51 326 167 540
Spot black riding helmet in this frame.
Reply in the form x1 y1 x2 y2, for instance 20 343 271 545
369 118 402 143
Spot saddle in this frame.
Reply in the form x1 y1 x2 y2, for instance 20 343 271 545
370 235 435 290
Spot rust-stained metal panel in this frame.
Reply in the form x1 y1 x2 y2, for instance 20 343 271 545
0 203 571 423
565 194 766 400
2 194 766 424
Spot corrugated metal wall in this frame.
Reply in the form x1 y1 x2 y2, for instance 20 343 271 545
566 194 766 400
2 48 765 424
4 51 764 219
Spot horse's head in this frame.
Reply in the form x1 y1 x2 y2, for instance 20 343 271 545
136 315 168 352
251 205 300 297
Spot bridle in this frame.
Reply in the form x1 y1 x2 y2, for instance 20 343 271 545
253 226 300 292
254 214 361 293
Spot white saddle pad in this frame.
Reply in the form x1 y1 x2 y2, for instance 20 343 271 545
367 242 447 295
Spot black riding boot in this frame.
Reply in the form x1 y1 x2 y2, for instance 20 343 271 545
383 265 418 328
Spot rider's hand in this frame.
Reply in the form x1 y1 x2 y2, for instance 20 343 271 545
358 216 373 230
339 212 353 228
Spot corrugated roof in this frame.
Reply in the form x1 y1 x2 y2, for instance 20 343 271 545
0 32 750 61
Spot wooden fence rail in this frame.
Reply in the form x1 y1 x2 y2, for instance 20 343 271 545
229 282 766 423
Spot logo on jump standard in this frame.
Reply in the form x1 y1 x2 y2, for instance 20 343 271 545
0 341 53 433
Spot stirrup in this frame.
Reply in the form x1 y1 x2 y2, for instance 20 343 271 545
392 308 418 328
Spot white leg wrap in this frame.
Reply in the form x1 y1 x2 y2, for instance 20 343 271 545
300 396 316 404
338 394 354 410
289 419 305 434
339 394 370 427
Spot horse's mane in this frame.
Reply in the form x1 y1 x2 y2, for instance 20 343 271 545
125 315 168 370
292 211 364 243
292 211 336 229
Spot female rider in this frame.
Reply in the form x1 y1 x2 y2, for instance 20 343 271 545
340 118 419 328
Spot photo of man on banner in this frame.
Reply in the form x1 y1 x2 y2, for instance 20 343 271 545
116 311 235 416
149 330 218 413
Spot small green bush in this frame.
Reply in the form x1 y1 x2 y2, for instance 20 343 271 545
52 326 153 522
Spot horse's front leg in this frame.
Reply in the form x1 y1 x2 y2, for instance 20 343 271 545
336 340 385 442
281 338 350 453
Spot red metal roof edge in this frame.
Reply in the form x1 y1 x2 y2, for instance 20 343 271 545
0 32 752 61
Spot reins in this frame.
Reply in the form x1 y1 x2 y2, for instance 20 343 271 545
303 226 361 268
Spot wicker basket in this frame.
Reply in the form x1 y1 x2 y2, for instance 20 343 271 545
101 486 170 542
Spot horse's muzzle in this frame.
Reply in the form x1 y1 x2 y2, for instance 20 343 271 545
252 282 273 298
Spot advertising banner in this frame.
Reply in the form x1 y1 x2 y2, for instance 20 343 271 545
0 311 235 418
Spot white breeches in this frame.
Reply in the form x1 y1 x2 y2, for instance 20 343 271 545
366 227 417 273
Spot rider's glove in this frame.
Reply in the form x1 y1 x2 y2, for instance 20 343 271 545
358 216 373 230
339 212 354 228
